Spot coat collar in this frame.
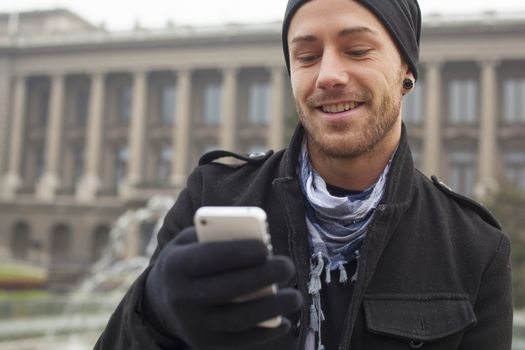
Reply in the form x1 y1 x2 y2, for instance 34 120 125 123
278 122 416 207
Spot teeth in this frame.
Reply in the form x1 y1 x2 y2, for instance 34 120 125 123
322 102 359 113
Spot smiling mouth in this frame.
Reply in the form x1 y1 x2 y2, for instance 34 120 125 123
320 101 363 113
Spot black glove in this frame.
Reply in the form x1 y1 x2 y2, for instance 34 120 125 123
143 227 303 349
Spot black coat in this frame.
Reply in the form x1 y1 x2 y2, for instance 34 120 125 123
95 124 512 350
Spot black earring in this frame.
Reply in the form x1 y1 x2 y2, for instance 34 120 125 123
403 78 414 90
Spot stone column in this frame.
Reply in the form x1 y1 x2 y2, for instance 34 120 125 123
171 69 192 187
269 66 285 150
2 75 27 199
422 61 443 177
77 72 105 202
220 67 238 152
37 74 65 200
0 60 10 177
126 70 148 190
477 59 499 190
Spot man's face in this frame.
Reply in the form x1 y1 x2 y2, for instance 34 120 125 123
288 0 408 160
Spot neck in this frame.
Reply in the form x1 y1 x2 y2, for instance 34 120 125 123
308 123 401 192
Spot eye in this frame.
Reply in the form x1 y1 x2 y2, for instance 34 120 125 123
347 49 371 58
296 53 320 64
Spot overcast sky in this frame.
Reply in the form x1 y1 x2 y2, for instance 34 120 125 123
0 0 524 31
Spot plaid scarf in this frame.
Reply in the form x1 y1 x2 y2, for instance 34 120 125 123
298 139 393 350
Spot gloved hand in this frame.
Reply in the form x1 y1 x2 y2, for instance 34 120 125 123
143 227 303 349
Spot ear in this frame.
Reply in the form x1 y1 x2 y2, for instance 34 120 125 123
405 62 416 81
406 70 415 82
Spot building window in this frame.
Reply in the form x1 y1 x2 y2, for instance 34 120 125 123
72 146 84 185
91 224 110 262
248 82 270 126
402 83 424 124
448 79 477 124
159 84 176 125
50 224 71 263
410 146 422 170
505 152 525 190
34 148 45 182
503 79 525 123
77 88 89 127
203 84 222 125
449 151 477 197
117 85 132 124
38 89 50 127
10 222 31 260
156 145 173 184
114 145 129 186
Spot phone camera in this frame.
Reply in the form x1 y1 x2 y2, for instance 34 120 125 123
200 219 207 226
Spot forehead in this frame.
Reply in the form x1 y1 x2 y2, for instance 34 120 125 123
287 0 389 42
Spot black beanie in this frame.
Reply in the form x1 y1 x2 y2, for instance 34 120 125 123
282 0 422 80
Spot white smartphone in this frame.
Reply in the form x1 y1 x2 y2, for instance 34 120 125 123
194 206 281 328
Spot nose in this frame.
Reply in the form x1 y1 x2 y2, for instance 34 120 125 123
316 49 349 90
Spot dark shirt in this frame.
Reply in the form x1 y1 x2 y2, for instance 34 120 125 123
321 260 357 350
321 183 360 350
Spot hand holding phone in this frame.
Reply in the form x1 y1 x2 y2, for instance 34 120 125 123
143 210 302 349
194 206 281 328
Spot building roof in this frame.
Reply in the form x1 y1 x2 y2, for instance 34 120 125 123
0 8 525 51
0 8 102 38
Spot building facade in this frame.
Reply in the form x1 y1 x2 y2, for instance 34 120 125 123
0 9 524 287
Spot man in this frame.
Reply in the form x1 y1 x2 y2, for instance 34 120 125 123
95 0 512 349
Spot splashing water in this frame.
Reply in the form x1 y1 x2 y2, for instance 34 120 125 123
0 195 175 350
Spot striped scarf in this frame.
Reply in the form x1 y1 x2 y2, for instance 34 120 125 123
298 139 393 350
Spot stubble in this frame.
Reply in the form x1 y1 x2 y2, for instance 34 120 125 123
297 71 404 160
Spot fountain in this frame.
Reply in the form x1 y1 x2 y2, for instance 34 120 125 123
0 195 174 350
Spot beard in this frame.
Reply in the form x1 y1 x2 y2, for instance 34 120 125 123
296 76 403 160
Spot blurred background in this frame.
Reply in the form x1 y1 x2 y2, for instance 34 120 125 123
0 0 524 349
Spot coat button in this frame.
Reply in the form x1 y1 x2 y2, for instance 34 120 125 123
409 340 424 348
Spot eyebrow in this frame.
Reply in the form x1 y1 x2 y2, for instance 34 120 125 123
338 26 378 38
290 34 317 45
290 26 378 45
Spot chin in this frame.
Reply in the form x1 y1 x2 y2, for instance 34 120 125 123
309 133 374 160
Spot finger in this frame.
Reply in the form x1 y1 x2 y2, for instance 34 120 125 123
205 289 303 332
181 240 269 276
188 256 295 304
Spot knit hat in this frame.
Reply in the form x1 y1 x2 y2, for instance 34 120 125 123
282 0 422 80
